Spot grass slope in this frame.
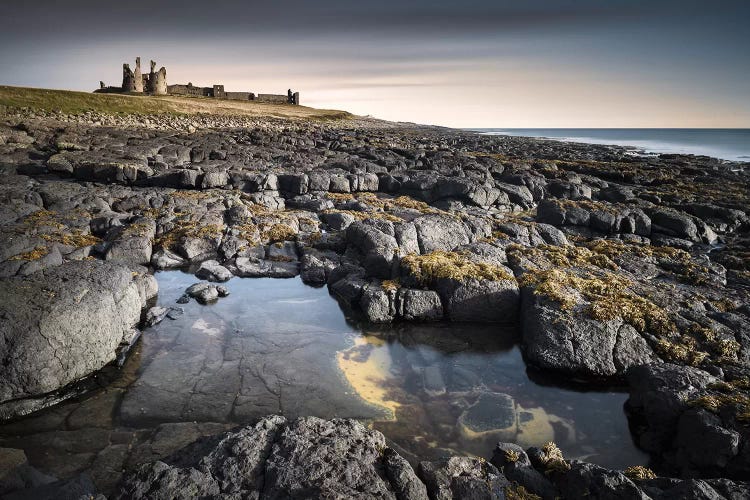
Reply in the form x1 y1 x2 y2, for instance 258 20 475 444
0 85 352 120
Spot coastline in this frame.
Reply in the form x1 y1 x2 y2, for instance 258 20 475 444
473 128 750 162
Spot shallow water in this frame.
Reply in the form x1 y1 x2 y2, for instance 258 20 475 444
0 271 648 481
474 128 750 162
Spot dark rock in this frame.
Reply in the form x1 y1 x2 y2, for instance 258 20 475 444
552 461 647 500
674 408 740 470
440 277 520 323
360 284 395 323
185 282 221 304
346 221 399 278
521 290 656 377
418 456 509 500
396 288 443 321
195 259 232 282
626 363 717 454
413 214 471 253
491 442 531 469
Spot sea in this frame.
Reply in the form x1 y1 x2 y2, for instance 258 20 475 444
472 128 750 162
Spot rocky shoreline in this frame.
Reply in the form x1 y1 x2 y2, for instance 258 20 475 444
1 105 749 498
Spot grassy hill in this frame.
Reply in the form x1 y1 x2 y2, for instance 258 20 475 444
0 86 353 121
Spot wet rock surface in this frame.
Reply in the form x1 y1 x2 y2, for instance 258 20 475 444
1 106 749 497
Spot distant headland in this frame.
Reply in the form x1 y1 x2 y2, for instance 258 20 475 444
95 57 300 104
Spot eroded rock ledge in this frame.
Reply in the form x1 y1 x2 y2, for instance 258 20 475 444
6 415 747 500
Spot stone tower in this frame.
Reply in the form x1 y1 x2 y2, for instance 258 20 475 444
147 60 168 95
122 58 144 93
133 57 143 93
122 63 136 92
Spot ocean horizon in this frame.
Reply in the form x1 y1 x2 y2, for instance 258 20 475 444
472 128 750 162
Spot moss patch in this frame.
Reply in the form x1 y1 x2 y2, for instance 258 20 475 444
402 251 515 286
261 223 297 243
505 485 541 500
521 268 675 336
623 465 657 481
155 220 223 250
508 243 617 271
9 246 49 261
690 379 750 424
381 279 400 292
539 441 570 473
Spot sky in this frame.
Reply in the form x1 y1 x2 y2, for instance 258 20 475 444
1 0 748 128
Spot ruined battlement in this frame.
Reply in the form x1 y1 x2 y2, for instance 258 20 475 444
96 57 299 104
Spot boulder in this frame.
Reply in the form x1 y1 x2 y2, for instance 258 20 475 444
150 248 185 269
413 214 471 253
200 170 228 189
194 260 232 282
185 282 221 304
521 290 656 377
360 285 395 323
233 257 298 278
346 221 399 278
553 461 647 500
0 261 156 419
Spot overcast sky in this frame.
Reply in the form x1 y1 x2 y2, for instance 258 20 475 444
1 0 748 127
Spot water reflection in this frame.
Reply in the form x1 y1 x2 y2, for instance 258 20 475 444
337 325 640 467
0 271 647 487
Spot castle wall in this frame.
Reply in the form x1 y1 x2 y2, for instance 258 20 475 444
225 92 255 101
168 84 211 97
256 94 289 104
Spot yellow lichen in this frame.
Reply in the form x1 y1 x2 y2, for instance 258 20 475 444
508 244 617 271
381 279 401 292
155 220 223 250
325 192 355 202
402 251 515 285
389 195 439 213
540 442 570 473
654 337 709 366
234 222 260 244
9 246 49 261
504 449 521 463
623 465 657 481
690 391 750 424
261 223 297 243
520 268 675 337
40 230 100 247
505 485 541 500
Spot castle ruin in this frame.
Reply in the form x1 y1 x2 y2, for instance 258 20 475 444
97 57 299 104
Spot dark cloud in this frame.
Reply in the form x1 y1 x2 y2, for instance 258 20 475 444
0 1 662 42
